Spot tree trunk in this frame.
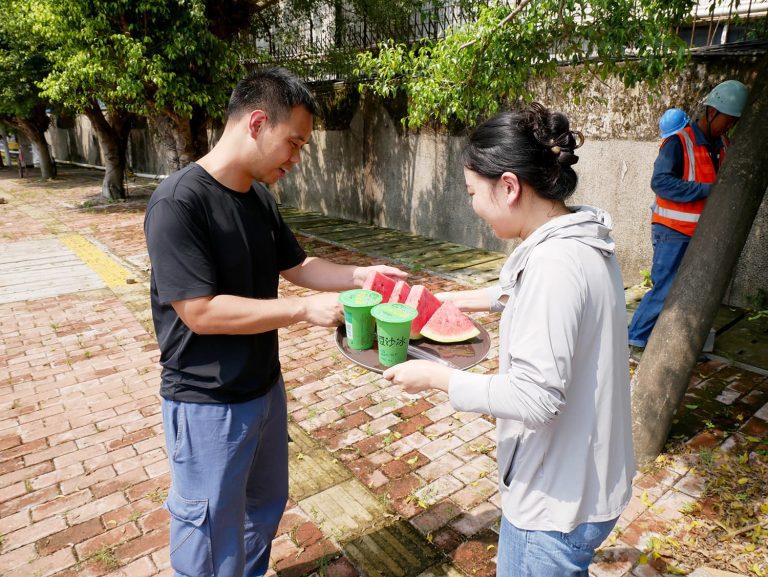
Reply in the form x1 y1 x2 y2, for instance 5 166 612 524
151 109 210 173
631 55 768 466
85 104 132 200
17 119 54 180
0 124 10 168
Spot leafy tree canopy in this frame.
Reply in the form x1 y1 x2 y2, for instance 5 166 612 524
356 0 698 129
31 0 245 121
0 1 52 120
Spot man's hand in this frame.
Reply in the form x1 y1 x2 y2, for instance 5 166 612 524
353 264 408 287
382 360 453 394
301 292 344 327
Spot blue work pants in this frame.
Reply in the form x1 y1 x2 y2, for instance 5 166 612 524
628 224 690 348
161 380 288 577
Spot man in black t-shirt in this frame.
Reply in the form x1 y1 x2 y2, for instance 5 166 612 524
144 68 405 577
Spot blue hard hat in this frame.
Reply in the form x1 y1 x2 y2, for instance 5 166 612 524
704 80 749 118
658 108 690 139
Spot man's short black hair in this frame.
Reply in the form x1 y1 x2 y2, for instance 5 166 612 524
227 67 319 123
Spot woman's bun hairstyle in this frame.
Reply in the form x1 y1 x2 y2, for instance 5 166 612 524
462 102 583 202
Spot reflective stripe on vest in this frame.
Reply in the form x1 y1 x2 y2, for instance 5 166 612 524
679 129 697 182
653 205 700 223
651 126 723 236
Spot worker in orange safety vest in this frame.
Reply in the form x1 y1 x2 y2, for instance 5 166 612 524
628 80 749 356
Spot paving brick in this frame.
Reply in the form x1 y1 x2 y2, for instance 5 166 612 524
0 481 31 507
415 475 465 507
124 472 170 502
0 509 29 535
138 506 169 534
112 448 164 475
416 452 465 483
394 398 434 419
365 412 402 435
0 543 37 574
0 460 55 490
0 484 60 519
387 431 431 458
101 497 162 528
270 533 301 565
450 502 500 537
424 401 455 423
30 462 86 491
21 440 78 467
450 530 498 577
326 555 360 577
52 440 108 468
2 515 68 553
411 500 463 534
60 463 117 494
113 529 167 564
274 538 338 577
453 417 494 442
293 521 324 547
75 522 143 560
364 397 405 420
151 549 171 573
419 434 465 461
450 478 497 510
107 427 156 451
452 455 496 484
0 456 24 476
1 546 77 577
66 492 130 525
592 540 642 577
144 458 169 478
37 517 105 556
618 510 671 550
102 555 158 577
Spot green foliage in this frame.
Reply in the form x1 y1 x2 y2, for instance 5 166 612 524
0 0 53 120
32 0 245 120
356 0 697 129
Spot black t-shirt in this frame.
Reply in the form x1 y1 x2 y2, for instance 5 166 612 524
144 163 306 403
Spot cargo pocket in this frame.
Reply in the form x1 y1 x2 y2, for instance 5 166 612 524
165 491 213 577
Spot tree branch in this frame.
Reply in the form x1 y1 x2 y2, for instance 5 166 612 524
460 0 534 49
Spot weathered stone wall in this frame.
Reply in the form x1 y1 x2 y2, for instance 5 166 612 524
275 55 767 308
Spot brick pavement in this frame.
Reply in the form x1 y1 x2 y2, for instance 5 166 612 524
1 167 766 577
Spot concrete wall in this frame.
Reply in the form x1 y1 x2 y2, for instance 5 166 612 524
48 115 171 177
274 57 768 308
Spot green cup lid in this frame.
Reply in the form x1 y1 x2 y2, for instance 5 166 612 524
339 289 383 307
371 303 418 323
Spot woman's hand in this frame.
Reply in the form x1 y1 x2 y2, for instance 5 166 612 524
382 360 453 394
353 264 408 286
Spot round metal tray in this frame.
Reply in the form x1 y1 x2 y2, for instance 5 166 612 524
335 321 491 374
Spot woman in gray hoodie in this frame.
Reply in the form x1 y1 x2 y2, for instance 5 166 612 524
383 103 635 577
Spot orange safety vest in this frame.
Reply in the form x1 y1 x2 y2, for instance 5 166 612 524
651 125 727 236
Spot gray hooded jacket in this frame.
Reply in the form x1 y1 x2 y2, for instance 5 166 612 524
449 205 635 532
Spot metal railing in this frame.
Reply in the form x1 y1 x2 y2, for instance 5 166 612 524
247 0 768 79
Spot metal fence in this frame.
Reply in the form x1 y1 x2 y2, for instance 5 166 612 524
248 0 768 79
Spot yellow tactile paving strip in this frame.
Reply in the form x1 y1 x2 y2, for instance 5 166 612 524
59 233 132 290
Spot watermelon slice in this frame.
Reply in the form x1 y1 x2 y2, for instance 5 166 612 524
420 301 480 343
388 280 411 303
404 285 442 339
362 271 397 302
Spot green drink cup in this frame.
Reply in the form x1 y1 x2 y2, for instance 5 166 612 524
371 303 418 367
339 289 383 350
